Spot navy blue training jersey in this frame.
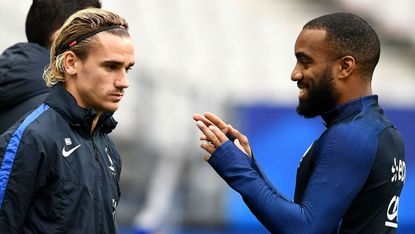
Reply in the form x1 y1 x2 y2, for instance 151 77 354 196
208 95 405 234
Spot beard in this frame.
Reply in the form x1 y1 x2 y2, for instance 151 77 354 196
296 68 340 118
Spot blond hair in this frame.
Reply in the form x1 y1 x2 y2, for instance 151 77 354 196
43 8 129 87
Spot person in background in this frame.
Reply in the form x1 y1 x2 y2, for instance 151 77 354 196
194 12 405 233
0 0 102 134
0 8 134 233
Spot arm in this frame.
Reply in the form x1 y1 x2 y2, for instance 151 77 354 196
195 115 374 234
0 125 47 232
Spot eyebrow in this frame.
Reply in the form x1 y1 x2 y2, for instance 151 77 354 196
127 62 135 68
100 60 135 68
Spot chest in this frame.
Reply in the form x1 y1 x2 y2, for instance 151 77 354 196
43 132 121 201
294 142 316 203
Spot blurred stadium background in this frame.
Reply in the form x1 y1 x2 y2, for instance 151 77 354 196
1 0 414 233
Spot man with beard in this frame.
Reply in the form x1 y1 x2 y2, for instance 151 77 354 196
193 12 405 233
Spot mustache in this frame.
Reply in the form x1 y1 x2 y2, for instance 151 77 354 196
297 81 308 89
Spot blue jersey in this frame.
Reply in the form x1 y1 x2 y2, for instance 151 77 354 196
0 85 121 233
208 95 405 234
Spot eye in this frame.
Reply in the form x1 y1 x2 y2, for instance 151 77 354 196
105 64 118 71
295 53 313 69
125 66 133 73
299 59 311 69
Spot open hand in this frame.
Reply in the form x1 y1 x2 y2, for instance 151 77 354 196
193 112 252 160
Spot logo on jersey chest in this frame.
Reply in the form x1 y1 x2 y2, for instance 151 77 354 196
62 137 81 158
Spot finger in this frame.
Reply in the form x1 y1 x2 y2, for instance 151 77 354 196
228 124 247 144
208 125 228 144
193 113 214 126
204 154 211 161
196 121 221 147
203 112 229 133
200 134 207 141
200 142 215 155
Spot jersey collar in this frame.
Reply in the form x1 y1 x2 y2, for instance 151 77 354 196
321 95 379 127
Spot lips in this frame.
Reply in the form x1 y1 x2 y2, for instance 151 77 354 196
110 93 123 101
297 81 308 100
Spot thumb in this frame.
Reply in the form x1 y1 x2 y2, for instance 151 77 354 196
228 125 252 158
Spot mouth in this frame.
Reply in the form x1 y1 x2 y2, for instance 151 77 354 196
297 82 308 100
110 93 124 102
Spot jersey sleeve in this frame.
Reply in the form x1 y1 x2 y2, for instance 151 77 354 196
208 124 377 234
0 126 48 232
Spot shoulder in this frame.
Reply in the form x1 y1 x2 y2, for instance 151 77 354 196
315 119 385 167
9 104 64 145
323 107 392 146
0 42 48 62
0 105 54 163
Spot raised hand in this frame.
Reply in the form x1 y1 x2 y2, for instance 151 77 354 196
193 112 252 160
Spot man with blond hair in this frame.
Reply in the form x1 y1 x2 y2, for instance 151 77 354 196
0 8 134 233
0 0 102 134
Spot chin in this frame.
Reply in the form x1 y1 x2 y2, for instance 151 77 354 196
100 105 119 113
296 101 320 118
107 107 119 113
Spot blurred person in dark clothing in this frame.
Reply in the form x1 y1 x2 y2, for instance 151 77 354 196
0 0 101 134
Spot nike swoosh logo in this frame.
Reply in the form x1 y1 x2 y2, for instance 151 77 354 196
62 144 81 157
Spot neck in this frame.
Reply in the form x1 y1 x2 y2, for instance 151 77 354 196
337 79 372 105
91 112 102 133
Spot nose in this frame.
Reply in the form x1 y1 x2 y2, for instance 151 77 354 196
115 70 129 89
291 66 303 82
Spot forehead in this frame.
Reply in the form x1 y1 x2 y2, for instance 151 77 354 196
294 29 329 57
86 33 135 63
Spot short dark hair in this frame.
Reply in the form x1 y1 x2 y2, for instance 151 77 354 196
304 12 381 77
25 0 102 48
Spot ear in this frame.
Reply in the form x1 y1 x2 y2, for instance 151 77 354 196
337 55 355 79
63 51 78 76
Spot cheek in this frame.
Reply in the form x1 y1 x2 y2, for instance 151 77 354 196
301 71 316 87
77 76 106 99
305 69 326 86
82 70 110 89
